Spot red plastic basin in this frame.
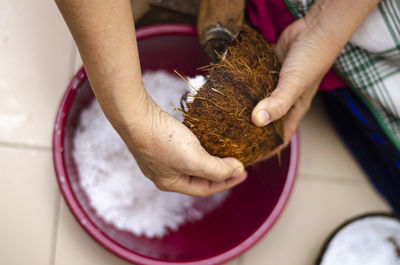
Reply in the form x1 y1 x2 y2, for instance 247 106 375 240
53 24 299 265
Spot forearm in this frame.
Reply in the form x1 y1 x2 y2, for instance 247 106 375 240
303 0 380 72
55 0 149 129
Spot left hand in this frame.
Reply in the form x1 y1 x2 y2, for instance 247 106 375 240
251 0 380 157
251 18 332 155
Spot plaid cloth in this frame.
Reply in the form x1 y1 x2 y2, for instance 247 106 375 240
285 0 400 150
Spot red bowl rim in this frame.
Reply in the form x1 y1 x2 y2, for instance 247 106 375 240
53 24 299 265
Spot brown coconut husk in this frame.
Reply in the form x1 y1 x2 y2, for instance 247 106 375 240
183 25 284 167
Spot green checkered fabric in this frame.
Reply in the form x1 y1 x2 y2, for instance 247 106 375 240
285 0 400 149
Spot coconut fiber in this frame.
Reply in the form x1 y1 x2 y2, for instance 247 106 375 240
183 25 284 167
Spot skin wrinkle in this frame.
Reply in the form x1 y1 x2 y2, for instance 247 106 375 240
308 26 341 62
106 91 149 132
117 98 157 150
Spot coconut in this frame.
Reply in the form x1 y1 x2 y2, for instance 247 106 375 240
316 213 400 265
182 25 284 167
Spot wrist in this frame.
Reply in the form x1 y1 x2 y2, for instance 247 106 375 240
303 3 346 60
94 81 153 132
304 0 379 54
280 19 338 79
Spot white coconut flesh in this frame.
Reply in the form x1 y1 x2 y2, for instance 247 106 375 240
180 75 207 111
320 215 400 265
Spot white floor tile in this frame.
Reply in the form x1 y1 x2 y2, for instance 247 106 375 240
298 96 365 180
0 0 75 147
0 146 59 265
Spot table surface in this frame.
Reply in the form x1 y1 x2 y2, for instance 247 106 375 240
0 1 390 265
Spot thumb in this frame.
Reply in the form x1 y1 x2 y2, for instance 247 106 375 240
251 72 304 127
189 151 246 182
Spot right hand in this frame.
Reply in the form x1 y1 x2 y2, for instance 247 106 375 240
114 93 247 196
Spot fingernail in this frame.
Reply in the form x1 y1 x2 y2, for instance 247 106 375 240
232 167 244 177
257 110 270 126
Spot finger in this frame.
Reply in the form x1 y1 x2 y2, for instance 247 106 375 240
256 104 303 162
251 107 301 164
188 152 246 182
274 38 289 62
255 91 314 163
284 97 313 145
282 80 319 143
157 172 248 197
251 72 305 127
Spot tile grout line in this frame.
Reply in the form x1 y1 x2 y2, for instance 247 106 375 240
49 194 62 265
0 141 51 151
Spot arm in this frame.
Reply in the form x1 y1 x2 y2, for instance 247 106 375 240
56 0 145 127
252 0 380 147
56 0 246 196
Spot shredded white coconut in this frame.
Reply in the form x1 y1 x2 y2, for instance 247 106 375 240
73 71 228 238
187 75 207 92
180 75 206 112
321 216 400 265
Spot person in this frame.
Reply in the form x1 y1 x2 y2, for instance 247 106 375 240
55 0 399 205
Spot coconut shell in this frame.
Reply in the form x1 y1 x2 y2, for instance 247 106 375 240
183 25 284 167
315 213 400 265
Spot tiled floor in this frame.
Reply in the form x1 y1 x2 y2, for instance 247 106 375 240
0 1 390 265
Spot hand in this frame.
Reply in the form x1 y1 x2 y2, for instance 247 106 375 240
251 18 329 155
251 0 379 157
116 94 247 196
